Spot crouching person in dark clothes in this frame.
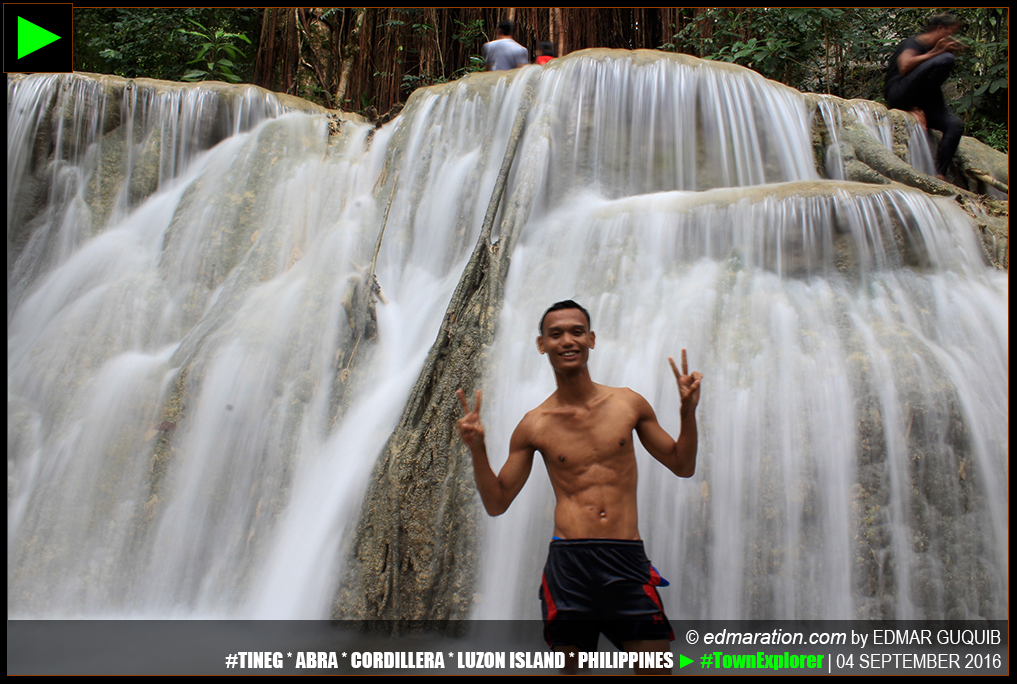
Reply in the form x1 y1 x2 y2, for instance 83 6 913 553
884 12 966 180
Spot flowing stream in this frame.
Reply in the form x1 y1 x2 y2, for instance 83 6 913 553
7 52 1007 622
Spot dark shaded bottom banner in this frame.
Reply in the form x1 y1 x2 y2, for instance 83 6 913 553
7 620 1008 675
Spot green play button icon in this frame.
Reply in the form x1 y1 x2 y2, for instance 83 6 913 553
18 16 60 59
679 654 693 669
4 5 72 72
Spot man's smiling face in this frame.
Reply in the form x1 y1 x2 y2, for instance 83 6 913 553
537 308 595 374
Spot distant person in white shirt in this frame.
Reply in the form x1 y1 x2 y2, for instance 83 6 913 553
483 20 528 71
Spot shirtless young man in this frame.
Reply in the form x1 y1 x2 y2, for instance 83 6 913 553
456 300 702 673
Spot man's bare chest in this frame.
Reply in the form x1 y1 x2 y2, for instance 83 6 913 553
532 406 638 466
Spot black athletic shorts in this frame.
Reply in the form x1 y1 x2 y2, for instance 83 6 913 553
539 539 674 651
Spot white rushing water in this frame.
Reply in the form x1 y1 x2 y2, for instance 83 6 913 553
7 52 1007 622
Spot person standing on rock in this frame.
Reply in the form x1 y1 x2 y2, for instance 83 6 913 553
535 41 556 66
456 300 702 673
483 20 529 71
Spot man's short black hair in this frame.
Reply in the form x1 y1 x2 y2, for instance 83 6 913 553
498 20 514 36
924 12 961 32
539 300 591 334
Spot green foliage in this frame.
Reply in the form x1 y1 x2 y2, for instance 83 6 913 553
970 119 1008 153
396 14 487 99
452 19 488 78
949 9 1008 152
453 18 487 47
712 36 804 81
663 8 889 96
73 8 258 83
401 54 484 95
178 19 252 84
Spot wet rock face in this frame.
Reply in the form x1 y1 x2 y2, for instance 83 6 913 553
849 330 998 620
335 81 535 623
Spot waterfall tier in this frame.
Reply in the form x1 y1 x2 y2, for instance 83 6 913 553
7 52 1007 621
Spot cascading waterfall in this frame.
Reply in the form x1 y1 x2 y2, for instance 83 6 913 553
849 100 937 177
7 51 1007 623
816 97 937 181
476 184 1006 621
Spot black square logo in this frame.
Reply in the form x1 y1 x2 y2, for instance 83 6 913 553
5 4 73 73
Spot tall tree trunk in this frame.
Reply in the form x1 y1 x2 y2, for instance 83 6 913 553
334 8 365 108
549 7 564 55
253 8 278 90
